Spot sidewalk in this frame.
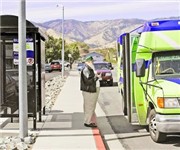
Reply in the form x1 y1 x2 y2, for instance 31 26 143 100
32 69 106 150
1 68 124 150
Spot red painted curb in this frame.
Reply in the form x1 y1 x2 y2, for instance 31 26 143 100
92 128 106 150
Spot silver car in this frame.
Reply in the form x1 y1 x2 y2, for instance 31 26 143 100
77 62 85 71
45 63 52 73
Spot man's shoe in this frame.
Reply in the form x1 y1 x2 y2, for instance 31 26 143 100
84 123 97 128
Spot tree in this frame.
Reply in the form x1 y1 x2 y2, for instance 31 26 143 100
96 47 117 63
45 35 62 62
66 42 80 61
45 36 90 63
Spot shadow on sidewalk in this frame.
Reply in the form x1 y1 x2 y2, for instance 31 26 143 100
40 112 95 131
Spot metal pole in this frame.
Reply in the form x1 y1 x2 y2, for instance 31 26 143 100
19 0 28 138
179 2 180 19
61 5 64 77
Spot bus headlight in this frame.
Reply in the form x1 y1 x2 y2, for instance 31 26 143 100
164 98 180 108
157 97 180 108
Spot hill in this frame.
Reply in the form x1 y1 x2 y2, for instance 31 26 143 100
33 17 179 48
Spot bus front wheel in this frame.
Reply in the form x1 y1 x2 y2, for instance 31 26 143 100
149 109 166 143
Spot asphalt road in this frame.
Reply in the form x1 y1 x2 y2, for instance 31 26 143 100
97 67 180 150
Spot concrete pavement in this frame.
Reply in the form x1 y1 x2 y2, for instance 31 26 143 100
1 68 125 150
32 70 106 150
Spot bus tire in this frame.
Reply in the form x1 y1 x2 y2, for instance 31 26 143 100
149 109 166 143
144 125 149 132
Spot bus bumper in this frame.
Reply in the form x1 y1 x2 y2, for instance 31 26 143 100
156 114 180 133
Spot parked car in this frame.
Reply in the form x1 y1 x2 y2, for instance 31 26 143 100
6 69 33 90
93 61 113 86
63 61 70 67
58 60 70 68
50 60 62 72
77 62 85 71
45 63 52 73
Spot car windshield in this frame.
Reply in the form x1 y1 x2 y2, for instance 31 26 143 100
94 63 109 70
153 51 180 77
51 62 59 65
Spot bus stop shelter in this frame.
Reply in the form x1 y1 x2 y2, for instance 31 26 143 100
0 15 46 129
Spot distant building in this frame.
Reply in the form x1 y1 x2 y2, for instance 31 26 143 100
83 52 104 61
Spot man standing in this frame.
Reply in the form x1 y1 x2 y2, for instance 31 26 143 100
80 56 100 128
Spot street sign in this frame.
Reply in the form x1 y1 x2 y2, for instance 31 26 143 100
13 38 34 66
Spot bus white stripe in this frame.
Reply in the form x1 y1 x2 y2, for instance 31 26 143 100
154 32 180 49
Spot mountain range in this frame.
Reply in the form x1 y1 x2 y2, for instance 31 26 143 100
34 17 178 49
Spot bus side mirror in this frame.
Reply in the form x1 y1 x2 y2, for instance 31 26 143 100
136 59 145 77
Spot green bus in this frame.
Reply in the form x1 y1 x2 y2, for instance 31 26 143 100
117 20 180 143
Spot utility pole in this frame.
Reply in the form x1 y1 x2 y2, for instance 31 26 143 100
61 5 65 77
19 0 28 138
57 4 65 77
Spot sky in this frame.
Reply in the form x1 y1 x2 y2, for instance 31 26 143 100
0 0 180 23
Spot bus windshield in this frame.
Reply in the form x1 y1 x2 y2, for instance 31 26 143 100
153 51 180 77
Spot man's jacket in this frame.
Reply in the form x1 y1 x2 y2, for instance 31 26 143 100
80 64 98 93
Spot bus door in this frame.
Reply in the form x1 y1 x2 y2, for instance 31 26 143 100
122 33 139 123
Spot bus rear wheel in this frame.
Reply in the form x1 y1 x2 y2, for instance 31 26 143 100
149 109 166 143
